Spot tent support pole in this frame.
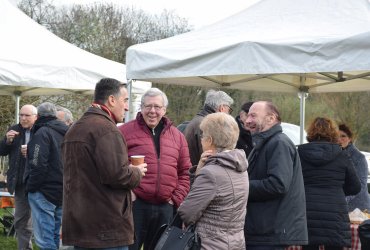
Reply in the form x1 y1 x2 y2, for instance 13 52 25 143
15 94 20 124
298 91 308 144
126 79 133 122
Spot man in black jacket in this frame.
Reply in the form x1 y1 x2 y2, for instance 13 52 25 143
184 90 233 165
244 101 308 249
25 102 68 250
0 104 37 250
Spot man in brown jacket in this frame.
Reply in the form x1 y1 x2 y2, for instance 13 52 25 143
61 78 147 249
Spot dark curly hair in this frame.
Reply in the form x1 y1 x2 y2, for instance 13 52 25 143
338 123 353 140
306 117 339 143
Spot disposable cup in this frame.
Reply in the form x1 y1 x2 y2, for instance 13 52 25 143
130 155 145 166
21 145 27 149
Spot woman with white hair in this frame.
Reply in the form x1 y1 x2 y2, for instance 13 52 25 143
178 112 249 250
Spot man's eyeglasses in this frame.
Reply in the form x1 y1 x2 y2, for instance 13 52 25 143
142 105 163 111
224 105 233 114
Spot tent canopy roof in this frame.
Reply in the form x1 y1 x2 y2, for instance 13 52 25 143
0 0 150 96
126 0 370 93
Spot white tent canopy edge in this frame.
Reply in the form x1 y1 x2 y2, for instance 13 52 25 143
126 0 370 143
0 0 151 122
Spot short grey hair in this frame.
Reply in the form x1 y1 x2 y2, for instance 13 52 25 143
204 90 233 110
199 112 239 151
37 102 57 117
141 88 169 107
56 106 73 124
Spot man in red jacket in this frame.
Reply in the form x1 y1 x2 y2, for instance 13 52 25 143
119 88 191 250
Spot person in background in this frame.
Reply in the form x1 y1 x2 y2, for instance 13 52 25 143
244 101 308 249
0 104 37 250
25 102 69 250
56 106 74 126
338 123 370 212
298 117 361 250
235 101 254 157
62 78 146 250
184 89 234 166
178 112 249 249
119 88 191 250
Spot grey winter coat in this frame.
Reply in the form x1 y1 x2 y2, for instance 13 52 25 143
178 149 249 250
345 143 370 211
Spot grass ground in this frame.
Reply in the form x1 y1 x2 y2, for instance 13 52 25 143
0 208 39 250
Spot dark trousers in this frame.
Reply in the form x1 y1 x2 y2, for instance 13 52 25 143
14 185 33 250
303 246 342 250
129 198 174 250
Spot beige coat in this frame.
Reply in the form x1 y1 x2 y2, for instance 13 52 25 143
178 149 249 250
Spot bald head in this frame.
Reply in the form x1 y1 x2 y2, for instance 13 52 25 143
245 101 280 134
19 104 37 129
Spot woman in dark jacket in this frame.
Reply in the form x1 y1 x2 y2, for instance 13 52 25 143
298 117 361 250
338 123 370 212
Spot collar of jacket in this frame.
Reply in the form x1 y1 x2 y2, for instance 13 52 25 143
135 112 173 132
252 123 282 150
197 104 216 117
87 107 116 124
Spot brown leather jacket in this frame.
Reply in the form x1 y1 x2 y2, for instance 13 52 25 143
61 107 142 248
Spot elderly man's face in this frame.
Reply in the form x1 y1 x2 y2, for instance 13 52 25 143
141 95 166 128
19 105 37 129
245 102 275 134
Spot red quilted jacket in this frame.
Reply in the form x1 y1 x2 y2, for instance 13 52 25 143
119 113 191 207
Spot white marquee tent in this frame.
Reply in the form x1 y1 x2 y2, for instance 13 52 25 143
127 0 370 142
0 0 150 121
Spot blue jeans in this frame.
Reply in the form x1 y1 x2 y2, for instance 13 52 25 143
28 192 62 250
74 247 128 250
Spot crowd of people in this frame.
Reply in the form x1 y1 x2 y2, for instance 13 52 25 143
0 77 368 250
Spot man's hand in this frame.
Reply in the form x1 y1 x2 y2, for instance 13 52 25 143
6 130 19 144
130 163 148 177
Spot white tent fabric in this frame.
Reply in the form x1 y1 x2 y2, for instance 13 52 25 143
126 0 370 142
0 0 151 121
127 0 370 94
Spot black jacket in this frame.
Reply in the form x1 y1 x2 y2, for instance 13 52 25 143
245 124 308 246
25 117 68 206
184 104 216 166
0 124 30 194
298 142 361 247
235 115 253 157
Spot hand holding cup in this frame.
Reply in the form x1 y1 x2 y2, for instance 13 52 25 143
21 144 27 158
130 155 147 177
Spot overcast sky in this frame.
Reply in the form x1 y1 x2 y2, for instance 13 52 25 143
10 0 260 28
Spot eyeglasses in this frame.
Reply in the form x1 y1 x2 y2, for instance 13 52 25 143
142 104 163 111
224 105 233 114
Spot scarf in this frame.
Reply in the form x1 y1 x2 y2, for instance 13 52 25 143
91 102 118 123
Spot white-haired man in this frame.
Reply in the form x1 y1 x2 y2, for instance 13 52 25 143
0 104 37 250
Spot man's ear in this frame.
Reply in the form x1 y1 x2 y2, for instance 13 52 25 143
107 95 115 108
